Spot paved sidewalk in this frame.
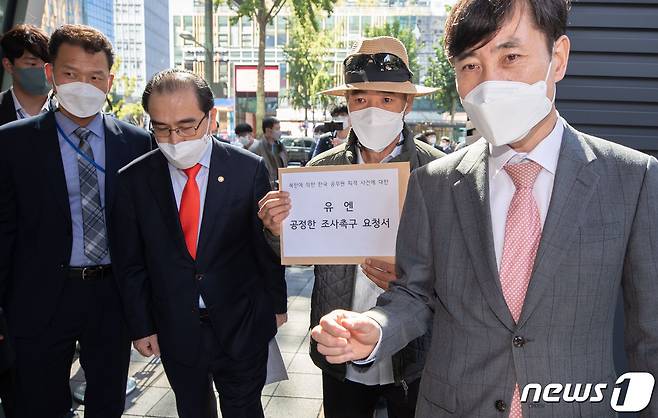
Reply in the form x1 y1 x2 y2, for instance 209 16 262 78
69 266 324 418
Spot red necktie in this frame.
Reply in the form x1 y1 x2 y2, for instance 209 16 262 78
179 164 202 259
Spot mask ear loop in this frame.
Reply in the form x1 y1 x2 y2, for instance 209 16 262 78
545 47 557 104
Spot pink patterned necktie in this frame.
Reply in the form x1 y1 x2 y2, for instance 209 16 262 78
499 160 543 418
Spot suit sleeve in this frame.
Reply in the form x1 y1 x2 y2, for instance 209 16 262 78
112 170 156 340
0 145 16 302
364 169 434 360
622 156 658 418
252 159 287 314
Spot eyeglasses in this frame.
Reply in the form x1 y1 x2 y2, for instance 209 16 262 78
150 114 208 139
344 53 413 83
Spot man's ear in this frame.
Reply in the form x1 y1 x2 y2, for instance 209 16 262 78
210 107 218 131
405 96 415 114
106 73 115 94
552 35 571 84
44 63 55 88
2 58 13 75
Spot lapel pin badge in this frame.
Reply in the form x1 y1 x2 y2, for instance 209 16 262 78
217 176 225 183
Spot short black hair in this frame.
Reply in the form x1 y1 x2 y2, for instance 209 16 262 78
142 68 214 114
414 133 429 144
423 130 436 137
49 24 114 69
1 24 49 63
444 0 570 60
262 116 279 132
313 124 324 134
330 104 348 118
235 123 253 136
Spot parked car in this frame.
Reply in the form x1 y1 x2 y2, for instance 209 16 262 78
281 136 316 166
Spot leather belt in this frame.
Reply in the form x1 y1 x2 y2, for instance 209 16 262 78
68 265 112 280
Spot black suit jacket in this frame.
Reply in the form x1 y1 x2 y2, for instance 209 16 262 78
0 111 152 351
0 90 18 127
112 140 287 366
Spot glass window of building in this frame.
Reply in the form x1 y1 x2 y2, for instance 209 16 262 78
276 16 286 47
230 20 239 47
242 17 252 48
218 16 229 47
266 22 275 48
349 16 359 34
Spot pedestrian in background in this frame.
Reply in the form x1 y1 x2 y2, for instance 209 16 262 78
0 24 51 125
249 116 288 189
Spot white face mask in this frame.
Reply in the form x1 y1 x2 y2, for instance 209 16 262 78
238 135 251 147
427 135 437 146
157 118 211 170
349 105 406 152
460 60 555 147
53 77 108 118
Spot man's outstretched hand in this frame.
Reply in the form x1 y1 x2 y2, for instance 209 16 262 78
311 310 381 364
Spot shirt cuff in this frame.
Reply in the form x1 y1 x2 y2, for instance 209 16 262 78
351 322 383 365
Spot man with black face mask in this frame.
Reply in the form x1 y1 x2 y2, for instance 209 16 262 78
0 24 51 126
0 25 151 417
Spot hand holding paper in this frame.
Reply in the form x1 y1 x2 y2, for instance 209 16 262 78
258 190 291 237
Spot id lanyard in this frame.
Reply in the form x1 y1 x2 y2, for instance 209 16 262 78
55 122 106 173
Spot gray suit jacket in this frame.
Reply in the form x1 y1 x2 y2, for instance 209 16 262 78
366 124 658 417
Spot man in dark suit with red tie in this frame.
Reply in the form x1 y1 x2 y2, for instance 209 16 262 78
112 69 287 418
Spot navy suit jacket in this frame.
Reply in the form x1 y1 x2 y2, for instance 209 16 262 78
112 140 287 366
0 111 152 357
0 90 18 127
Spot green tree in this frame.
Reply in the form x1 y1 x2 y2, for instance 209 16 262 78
365 20 420 83
106 57 145 126
284 16 333 135
218 0 334 136
425 35 459 124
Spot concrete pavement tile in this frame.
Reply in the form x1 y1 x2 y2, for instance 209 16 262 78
288 297 312 312
275 334 305 353
145 389 178 417
277 320 311 337
273 372 323 399
124 386 170 416
265 396 323 418
288 352 321 375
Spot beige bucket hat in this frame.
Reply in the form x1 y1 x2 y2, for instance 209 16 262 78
321 36 438 97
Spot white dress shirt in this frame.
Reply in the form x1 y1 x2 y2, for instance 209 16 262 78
167 140 213 309
359 117 566 364
11 87 50 119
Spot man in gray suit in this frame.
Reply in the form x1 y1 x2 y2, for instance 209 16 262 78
311 1 658 417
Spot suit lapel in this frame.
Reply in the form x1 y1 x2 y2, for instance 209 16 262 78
146 151 193 263
103 115 126 214
517 124 599 328
453 141 516 331
196 140 231 265
36 112 72 227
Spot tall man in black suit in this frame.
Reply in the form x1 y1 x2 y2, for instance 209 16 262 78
0 25 151 417
112 69 287 418
0 24 51 126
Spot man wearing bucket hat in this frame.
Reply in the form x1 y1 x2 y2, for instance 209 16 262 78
258 36 444 418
